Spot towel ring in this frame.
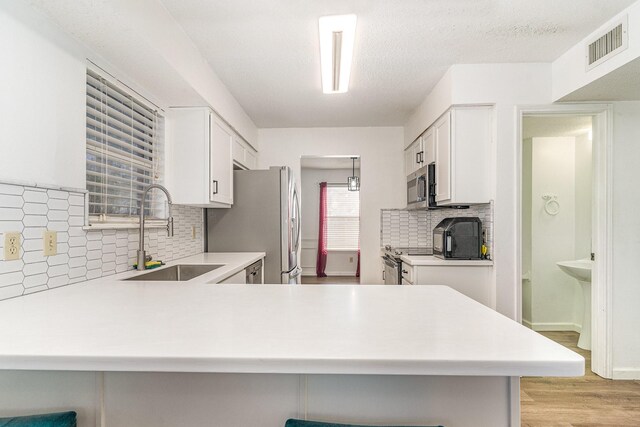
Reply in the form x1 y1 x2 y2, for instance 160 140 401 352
542 194 560 216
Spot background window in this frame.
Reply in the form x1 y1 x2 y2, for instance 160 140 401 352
326 185 360 250
86 67 165 223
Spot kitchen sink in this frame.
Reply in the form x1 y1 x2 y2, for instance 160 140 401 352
123 264 224 282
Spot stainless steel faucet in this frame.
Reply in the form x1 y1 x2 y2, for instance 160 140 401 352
137 184 174 271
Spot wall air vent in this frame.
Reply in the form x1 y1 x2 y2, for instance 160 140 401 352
586 16 628 71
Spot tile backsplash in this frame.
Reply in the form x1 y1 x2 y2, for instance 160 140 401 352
381 203 494 254
0 182 204 301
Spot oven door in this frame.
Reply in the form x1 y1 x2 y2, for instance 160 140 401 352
383 255 400 285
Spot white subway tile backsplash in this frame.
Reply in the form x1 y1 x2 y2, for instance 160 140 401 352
0 184 25 196
0 208 25 221
47 189 68 200
0 182 205 301
23 274 48 288
0 195 25 208
47 198 69 211
381 203 494 256
24 203 48 215
23 190 48 204
23 215 47 227
0 284 24 300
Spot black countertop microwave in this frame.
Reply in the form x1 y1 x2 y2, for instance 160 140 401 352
433 217 482 259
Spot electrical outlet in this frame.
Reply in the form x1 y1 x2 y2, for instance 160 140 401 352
191 226 196 239
43 230 57 256
349 257 354 263
3 232 21 261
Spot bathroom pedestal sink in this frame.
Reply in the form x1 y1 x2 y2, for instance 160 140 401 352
557 259 592 350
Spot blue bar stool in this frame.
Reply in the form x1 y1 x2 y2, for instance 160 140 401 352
0 411 76 427
285 419 442 427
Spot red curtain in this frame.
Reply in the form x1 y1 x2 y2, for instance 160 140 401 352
316 182 328 277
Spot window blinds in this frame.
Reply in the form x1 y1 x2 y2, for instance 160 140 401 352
326 185 360 250
86 68 165 220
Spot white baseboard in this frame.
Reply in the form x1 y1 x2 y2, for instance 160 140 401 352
612 369 640 380
528 322 582 333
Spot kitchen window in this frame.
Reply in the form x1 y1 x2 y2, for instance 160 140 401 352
326 185 360 251
86 67 165 226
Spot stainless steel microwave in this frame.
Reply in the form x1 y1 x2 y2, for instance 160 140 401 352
407 164 438 210
407 165 428 210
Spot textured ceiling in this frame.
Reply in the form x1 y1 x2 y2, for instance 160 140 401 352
523 116 592 139
161 0 635 128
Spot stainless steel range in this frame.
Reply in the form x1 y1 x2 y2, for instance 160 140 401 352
382 245 433 285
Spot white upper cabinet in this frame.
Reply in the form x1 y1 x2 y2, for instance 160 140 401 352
404 137 424 176
167 107 237 208
422 127 435 165
209 115 234 205
232 135 259 170
434 106 493 206
404 128 435 177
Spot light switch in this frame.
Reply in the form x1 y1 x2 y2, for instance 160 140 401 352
43 230 57 256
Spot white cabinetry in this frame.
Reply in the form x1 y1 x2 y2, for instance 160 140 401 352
404 129 435 177
402 264 493 307
434 106 492 206
168 107 233 208
232 136 259 170
404 137 423 176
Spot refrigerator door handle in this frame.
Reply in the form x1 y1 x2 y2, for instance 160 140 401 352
293 186 301 252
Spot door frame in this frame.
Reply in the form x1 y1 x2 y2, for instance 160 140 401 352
515 103 613 378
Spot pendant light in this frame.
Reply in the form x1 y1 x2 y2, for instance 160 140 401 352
347 157 360 191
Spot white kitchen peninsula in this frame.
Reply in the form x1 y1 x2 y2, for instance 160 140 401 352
0 278 583 426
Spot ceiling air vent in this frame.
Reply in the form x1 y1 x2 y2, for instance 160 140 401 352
586 16 628 71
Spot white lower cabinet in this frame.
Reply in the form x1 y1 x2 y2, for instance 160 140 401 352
402 265 493 307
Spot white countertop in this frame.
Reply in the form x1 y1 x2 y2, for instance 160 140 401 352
0 264 583 376
400 254 494 266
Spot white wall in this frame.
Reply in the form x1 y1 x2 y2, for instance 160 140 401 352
574 134 593 260
300 168 359 277
522 135 592 331
611 101 640 378
0 3 87 189
522 139 533 325
258 128 405 284
0 1 258 193
529 137 580 330
552 1 640 101
404 63 553 318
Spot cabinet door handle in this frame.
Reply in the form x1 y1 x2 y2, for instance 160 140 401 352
419 151 424 163
402 270 408 274
212 180 219 195
383 270 386 280
415 152 420 165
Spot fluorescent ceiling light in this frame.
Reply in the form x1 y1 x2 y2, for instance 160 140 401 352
319 14 357 94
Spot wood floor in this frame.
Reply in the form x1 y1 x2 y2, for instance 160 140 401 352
521 331 640 426
301 276 359 284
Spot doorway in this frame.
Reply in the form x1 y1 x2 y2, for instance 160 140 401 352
517 105 613 378
521 115 593 346
299 156 361 284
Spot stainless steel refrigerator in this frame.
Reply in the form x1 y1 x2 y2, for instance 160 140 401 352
206 167 301 284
